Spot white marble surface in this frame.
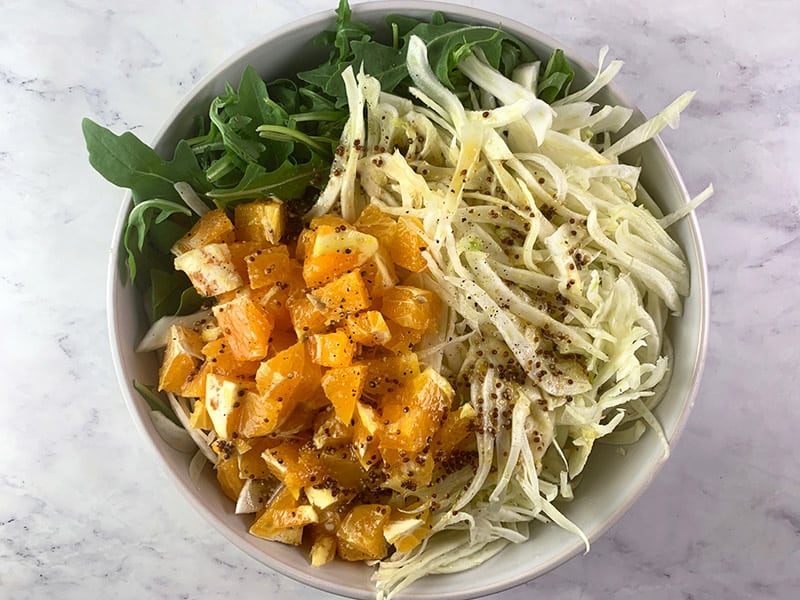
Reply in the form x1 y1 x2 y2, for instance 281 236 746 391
2 0 799 598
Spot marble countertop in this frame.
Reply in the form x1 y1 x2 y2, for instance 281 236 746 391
2 0 798 598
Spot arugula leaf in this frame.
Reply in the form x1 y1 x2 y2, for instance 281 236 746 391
537 49 575 103
123 199 192 281
82 118 210 203
150 269 202 320
207 156 328 209
133 380 180 425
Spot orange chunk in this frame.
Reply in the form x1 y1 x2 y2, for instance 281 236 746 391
345 310 391 346
378 368 453 453
227 240 263 282
354 204 398 247
234 199 286 244
287 291 332 340
171 208 234 256
205 373 252 439
352 402 382 470
336 504 391 561
255 341 321 417
312 270 371 319
200 338 260 378
381 286 438 331
246 245 293 290
216 454 244 502
389 216 428 272
309 330 356 368
360 246 398 297
249 484 318 543
189 398 213 430
158 324 203 393
237 438 278 480
321 364 368 423
432 403 477 457
213 294 275 362
261 439 308 498
302 226 378 288
360 353 421 400
381 447 435 491
381 322 425 354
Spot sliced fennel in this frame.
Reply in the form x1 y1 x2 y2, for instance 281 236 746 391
306 36 708 600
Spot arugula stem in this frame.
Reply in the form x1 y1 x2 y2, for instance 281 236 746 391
257 125 333 159
206 154 238 183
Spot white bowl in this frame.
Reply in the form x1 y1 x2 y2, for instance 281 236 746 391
107 2 709 598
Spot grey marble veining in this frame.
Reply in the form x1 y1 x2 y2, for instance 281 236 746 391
1 0 798 599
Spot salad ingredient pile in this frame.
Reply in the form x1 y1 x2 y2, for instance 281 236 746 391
84 1 711 598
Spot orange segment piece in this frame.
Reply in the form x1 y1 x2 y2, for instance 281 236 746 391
309 330 356 368
336 504 391 561
158 324 203 393
312 270 372 320
381 286 438 331
389 216 428 272
378 368 453 453
321 364 368 423
171 208 234 256
213 294 275 362
345 310 391 346
234 199 286 244
246 245 292 290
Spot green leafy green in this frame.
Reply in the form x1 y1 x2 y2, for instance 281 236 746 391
537 49 575 103
82 118 210 203
122 199 191 281
133 380 180 425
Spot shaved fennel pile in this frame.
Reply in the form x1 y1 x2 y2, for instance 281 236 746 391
302 36 711 598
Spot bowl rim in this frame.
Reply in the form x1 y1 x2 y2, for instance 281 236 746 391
106 1 709 598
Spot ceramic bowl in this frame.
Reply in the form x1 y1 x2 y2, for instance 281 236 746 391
107 2 709 598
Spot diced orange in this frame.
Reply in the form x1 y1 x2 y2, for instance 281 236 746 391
389 216 428 272
172 208 234 256
381 286 438 331
158 325 203 393
255 341 321 419
181 362 211 400
381 447 435 491
312 270 372 320
308 330 356 368
213 294 275 362
200 338 260 378
227 240 263 282
321 364 368 423
216 454 244 502
360 353 421 400
234 199 286 244
354 204 397 247
250 258 304 328
378 368 453 453
189 398 213 430
431 403 477 457
352 402 382 470
237 390 278 437
267 327 298 356
313 408 354 449
345 310 391 346
360 246 398 297
249 484 318 543
381 322 425 354
246 245 292 290
261 439 307 498
336 504 391 561
302 226 379 288
238 438 278 480
287 291 332 340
